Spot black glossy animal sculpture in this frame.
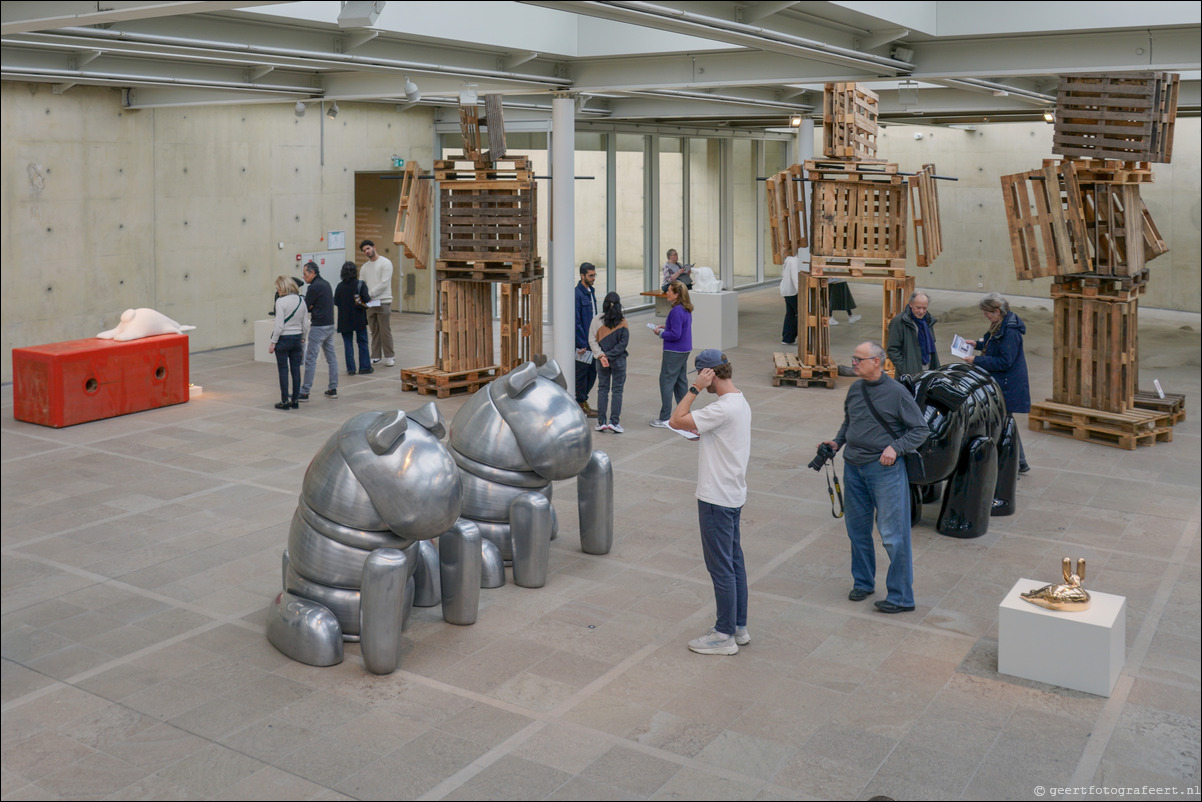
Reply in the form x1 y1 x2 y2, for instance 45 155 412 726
900 363 1020 538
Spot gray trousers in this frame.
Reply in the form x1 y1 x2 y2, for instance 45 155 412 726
301 324 338 394
658 350 690 421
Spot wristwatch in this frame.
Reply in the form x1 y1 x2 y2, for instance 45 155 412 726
689 386 701 395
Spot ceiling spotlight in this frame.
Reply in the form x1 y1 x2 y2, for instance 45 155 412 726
327 101 339 119
295 100 306 117
404 77 421 103
1043 109 1055 123
789 114 803 127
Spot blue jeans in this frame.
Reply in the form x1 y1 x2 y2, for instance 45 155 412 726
274 334 304 403
698 500 747 637
301 324 338 395
341 329 370 373
575 358 597 405
597 356 626 425
658 350 690 421
844 460 914 607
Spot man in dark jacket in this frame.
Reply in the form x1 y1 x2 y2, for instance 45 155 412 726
575 262 599 417
886 291 939 378
299 261 339 400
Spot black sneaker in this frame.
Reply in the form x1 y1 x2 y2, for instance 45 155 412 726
298 393 310 402
347 369 357 376
290 401 299 409
324 388 337 398
358 367 374 375
274 401 291 410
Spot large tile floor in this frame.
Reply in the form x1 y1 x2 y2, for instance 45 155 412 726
3 286 1199 800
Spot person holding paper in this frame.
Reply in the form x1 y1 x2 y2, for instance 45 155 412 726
965 293 1030 473
650 281 693 428
887 291 939 378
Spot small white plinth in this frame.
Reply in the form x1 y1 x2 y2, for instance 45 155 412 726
254 319 275 363
691 290 738 351
998 579 1125 696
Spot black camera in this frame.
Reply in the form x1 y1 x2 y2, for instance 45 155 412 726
808 442 837 471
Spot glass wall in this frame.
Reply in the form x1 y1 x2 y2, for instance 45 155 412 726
687 138 721 272
614 133 646 304
658 137 684 292
732 139 758 288
574 131 609 289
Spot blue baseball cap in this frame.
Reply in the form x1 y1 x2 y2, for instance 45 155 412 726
692 349 728 372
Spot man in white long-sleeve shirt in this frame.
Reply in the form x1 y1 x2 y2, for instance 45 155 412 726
359 239 395 367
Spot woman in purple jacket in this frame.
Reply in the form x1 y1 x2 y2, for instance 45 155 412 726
650 281 694 427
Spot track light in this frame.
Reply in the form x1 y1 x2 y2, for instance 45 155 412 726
295 100 306 117
404 77 421 103
327 101 339 119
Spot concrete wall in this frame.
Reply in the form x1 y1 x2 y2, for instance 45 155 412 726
1 82 435 383
865 120 1201 311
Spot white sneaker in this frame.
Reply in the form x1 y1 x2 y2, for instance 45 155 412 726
848 313 862 324
371 358 382 364
609 423 624 434
828 316 838 326
734 627 751 645
595 422 610 432
650 419 670 428
688 628 738 655
384 357 395 367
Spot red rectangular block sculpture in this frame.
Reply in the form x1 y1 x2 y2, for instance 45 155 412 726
13 335 190 428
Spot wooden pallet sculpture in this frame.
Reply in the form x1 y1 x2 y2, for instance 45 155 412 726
403 100 543 396
393 161 433 270
1009 72 1183 444
1054 72 1179 163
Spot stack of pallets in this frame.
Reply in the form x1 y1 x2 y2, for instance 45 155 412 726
402 96 544 397
1002 71 1182 447
766 83 944 386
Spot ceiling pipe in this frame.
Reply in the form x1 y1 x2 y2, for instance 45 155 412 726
33 27 567 88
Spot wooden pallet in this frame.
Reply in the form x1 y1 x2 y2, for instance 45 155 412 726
440 184 538 261
772 352 837 388
1079 182 1146 276
393 161 433 269
1129 389 1187 423
800 274 834 368
1132 390 1186 424
1030 401 1173 450
822 82 879 160
401 364 501 398
435 258 542 283
435 156 533 186
810 180 907 260
436 280 492 373
498 280 542 372
1050 269 1150 301
1060 158 1155 184
483 93 506 162
458 104 482 161
1051 296 1138 413
908 163 943 267
766 164 808 263
881 276 915 376
1000 160 1090 280
809 257 907 278
1054 72 1179 163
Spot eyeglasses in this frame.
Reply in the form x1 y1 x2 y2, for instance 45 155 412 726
850 355 878 365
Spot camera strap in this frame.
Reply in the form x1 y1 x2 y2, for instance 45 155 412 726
824 459 844 518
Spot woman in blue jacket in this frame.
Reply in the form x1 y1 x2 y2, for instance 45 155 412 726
650 281 693 427
966 292 1030 472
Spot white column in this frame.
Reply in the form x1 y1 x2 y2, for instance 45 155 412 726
551 95 576 381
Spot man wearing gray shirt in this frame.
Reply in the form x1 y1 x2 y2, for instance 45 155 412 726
823 342 929 613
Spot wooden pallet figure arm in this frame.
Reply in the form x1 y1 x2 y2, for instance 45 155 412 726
908 164 943 267
999 160 1090 280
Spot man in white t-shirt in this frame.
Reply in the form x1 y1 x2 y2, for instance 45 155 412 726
359 239 395 367
670 349 752 655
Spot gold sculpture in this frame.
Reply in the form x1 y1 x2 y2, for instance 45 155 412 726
1021 557 1091 611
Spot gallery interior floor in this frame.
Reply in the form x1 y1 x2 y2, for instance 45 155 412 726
3 285 1199 801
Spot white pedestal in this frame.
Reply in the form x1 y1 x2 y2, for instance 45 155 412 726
690 291 738 351
998 579 1125 696
254 320 275 363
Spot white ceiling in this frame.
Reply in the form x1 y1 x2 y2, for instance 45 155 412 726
2 1 1198 128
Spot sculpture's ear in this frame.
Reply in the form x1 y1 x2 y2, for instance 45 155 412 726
1076 557 1086 582
503 361 540 397
408 402 446 439
537 358 568 391
366 410 407 454
121 309 137 322
1061 556 1072 583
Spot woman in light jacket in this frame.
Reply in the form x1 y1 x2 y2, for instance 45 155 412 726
269 275 310 409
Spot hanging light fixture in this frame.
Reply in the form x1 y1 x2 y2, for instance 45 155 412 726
327 101 340 119
789 114 803 127
295 100 306 117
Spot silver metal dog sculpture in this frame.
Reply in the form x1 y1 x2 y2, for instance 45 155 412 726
267 360 613 675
